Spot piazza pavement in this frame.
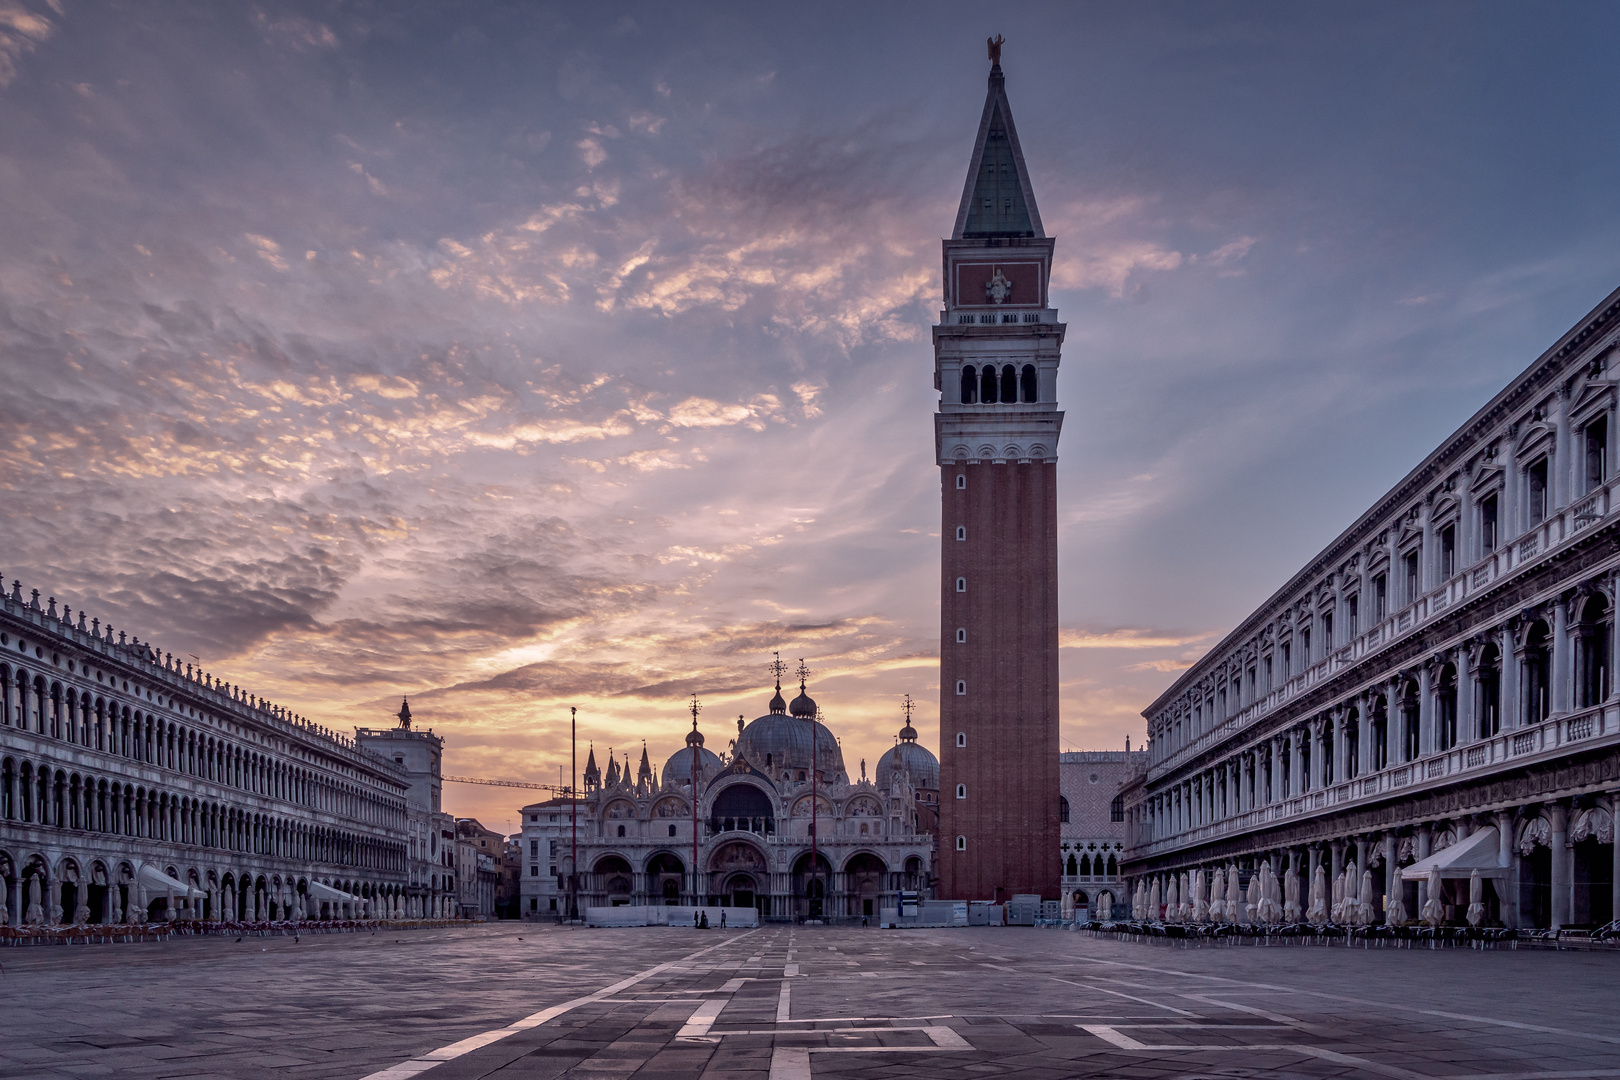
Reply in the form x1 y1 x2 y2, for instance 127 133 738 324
0 924 1617 1080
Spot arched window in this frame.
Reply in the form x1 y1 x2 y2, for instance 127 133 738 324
1066 854 1077 876
955 526 966 541
956 577 966 592
955 474 966 490
617 824 625 837
1109 795 1124 822
1059 796 1069 822
1000 365 1017 403
955 835 966 851
1021 364 1037 403
955 784 966 799
955 680 966 696
1106 854 1118 876
960 366 977 404
1524 620 1551 723
1576 594 1611 708
955 628 966 643
668 823 677 837
1080 854 1092 876
955 731 966 747
980 365 997 404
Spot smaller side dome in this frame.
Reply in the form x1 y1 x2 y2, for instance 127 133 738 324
789 687 817 718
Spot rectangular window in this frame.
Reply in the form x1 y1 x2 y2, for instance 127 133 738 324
1404 549 1420 604
1281 642 1291 677
1301 628 1311 664
1440 524 1456 579
549 840 557 857
529 865 538 876
1527 458 1548 525
1480 494 1498 553
1322 613 1333 649
529 840 539 857
1587 416 1608 492
1264 657 1272 692
1346 595 1359 638
1247 667 1256 700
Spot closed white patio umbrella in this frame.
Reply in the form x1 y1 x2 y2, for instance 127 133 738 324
1466 869 1485 927
1421 867 1445 926
1307 865 1328 925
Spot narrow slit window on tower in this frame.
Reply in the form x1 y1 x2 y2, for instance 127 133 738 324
955 784 966 799
956 474 967 490
956 835 967 851
956 577 966 592
955 628 966 643
956 731 966 747
955 680 966 696
956 526 966 541
960 365 977 404
1021 364 1037 402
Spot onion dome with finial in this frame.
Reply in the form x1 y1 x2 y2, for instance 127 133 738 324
661 723 722 787
875 702 939 793
734 683 845 783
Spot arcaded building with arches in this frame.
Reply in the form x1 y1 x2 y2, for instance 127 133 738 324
520 679 936 922
1123 286 1620 931
0 577 453 926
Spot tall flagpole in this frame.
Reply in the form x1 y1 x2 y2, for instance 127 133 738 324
689 693 702 907
570 705 577 922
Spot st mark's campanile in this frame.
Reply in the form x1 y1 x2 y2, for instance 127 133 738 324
936 42 1063 902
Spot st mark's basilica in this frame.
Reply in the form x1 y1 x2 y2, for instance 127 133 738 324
518 673 939 921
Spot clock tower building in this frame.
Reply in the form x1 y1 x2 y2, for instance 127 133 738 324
935 48 1063 902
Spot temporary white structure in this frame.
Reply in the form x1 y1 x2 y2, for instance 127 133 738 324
1400 827 1507 880
137 864 208 900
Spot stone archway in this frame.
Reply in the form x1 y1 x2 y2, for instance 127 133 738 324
709 841 768 909
843 852 886 921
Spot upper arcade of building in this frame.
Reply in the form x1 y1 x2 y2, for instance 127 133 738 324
1141 284 1620 785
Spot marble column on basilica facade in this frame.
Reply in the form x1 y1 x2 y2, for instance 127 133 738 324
1549 802 1571 929
1502 622 1521 730
1552 597 1571 718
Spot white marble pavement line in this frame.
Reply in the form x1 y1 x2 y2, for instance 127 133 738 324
1077 1023 1428 1080
357 928 761 1080
765 1026 971 1080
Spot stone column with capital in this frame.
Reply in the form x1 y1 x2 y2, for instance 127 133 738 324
1415 826 1432 914
1503 623 1521 730
1549 802 1570 929
1553 597 1571 718
1387 678 1404 765
1418 664 1434 758
1457 643 1475 746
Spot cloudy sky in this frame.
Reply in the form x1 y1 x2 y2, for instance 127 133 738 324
5 2 1620 832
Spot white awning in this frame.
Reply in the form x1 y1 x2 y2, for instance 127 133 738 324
307 881 362 903
138 864 207 899
1400 826 1507 881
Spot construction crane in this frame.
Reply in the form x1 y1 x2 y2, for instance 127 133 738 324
443 775 575 794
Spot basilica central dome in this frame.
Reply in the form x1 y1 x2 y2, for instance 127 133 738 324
734 682 846 782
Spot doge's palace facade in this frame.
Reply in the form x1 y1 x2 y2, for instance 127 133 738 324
0 576 445 926
1123 286 1620 931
